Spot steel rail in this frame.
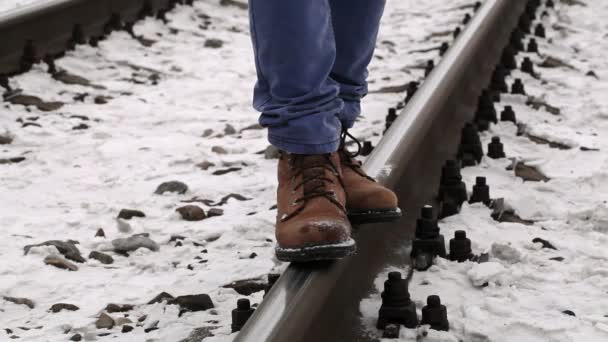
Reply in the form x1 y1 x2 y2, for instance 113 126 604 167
235 1 527 341
0 0 184 76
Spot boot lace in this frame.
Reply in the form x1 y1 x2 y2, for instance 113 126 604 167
281 153 347 222
339 130 376 182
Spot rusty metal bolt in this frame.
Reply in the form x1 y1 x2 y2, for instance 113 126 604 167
421 296 450 331
534 23 546 38
500 105 517 123
487 136 506 159
511 78 526 95
377 272 418 329
449 230 474 262
469 177 491 205
527 38 539 53
231 299 255 332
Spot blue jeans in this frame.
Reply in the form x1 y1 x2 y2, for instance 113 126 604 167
249 0 386 154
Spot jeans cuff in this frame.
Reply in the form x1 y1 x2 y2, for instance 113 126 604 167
268 134 341 154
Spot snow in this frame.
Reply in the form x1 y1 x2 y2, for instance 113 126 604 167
0 0 470 340
361 1 608 341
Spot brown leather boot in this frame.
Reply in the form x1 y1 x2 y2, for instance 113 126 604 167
275 152 356 262
339 131 402 224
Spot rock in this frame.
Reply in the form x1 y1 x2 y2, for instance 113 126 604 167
89 251 114 265
112 235 160 253
202 129 214 137
169 235 186 242
514 162 550 182
0 133 13 145
70 334 82 341
72 123 89 130
196 161 215 171
169 294 214 312
211 146 228 154
154 181 188 195
117 209 146 220
222 278 266 296
224 124 237 135
50 303 79 313
122 325 134 333
179 327 216 342
264 145 281 159
105 303 134 313
490 243 522 264
240 123 263 132
44 255 78 271
138 314 148 322
3 296 35 309
204 39 224 48
176 205 206 221
562 310 576 317
532 237 557 250
24 240 85 263
144 320 159 333
207 208 224 217
95 228 106 238
148 292 174 304
96 312 115 329
114 317 132 326
212 167 242 175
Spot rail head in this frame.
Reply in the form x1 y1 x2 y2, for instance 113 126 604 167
234 1 527 341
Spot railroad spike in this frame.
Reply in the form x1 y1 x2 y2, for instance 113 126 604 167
385 107 398 132
518 12 532 33
521 57 535 75
231 299 255 333
501 45 518 70
421 295 450 331
490 65 509 93
264 273 280 296
487 136 506 159
511 78 526 95
463 13 471 25
377 272 418 329
473 1 481 12
439 42 449 56
469 177 491 205
457 123 483 167
438 161 468 218
43 54 57 75
425 60 435 77
510 28 525 52
405 81 419 102
20 40 39 73
411 206 447 271
527 38 539 53
453 27 461 39
500 105 517 123
534 23 546 38
449 231 474 262
69 24 86 50
361 141 374 156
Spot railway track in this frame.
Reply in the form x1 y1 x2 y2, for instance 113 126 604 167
235 0 534 341
3 0 603 341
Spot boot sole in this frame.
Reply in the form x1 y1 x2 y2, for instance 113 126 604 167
348 208 403 225
275 239 356 263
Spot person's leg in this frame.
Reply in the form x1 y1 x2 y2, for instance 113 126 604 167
329 0 386 128
328 0 401 224
249 0 344 154
248 0 354 262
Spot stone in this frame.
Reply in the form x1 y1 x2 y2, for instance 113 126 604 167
95 228 106 238
70 334 82 341
89 251 114 264
264 145 281 159
154 181 188 195
224 124 237 135
212 167 242 176
202 129 214 137
211 146 228 154
176 205 206 221
0 133 13 145
96 312 115 329
3 296 35 309
148 292 174 304
105 303 134 313
196 161 215 171
117 209 146 220
122 325 134 333
144 320 159 333
50 303 79 313
207 208 224 217
169 294 214 312
204 39 224 48
24 240 85 263
112 235 160 253
44 255 78 271
223 278 266 296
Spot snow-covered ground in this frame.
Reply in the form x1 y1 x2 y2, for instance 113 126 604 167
0 0 47 14
0 0 475 341
361 1 608 341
